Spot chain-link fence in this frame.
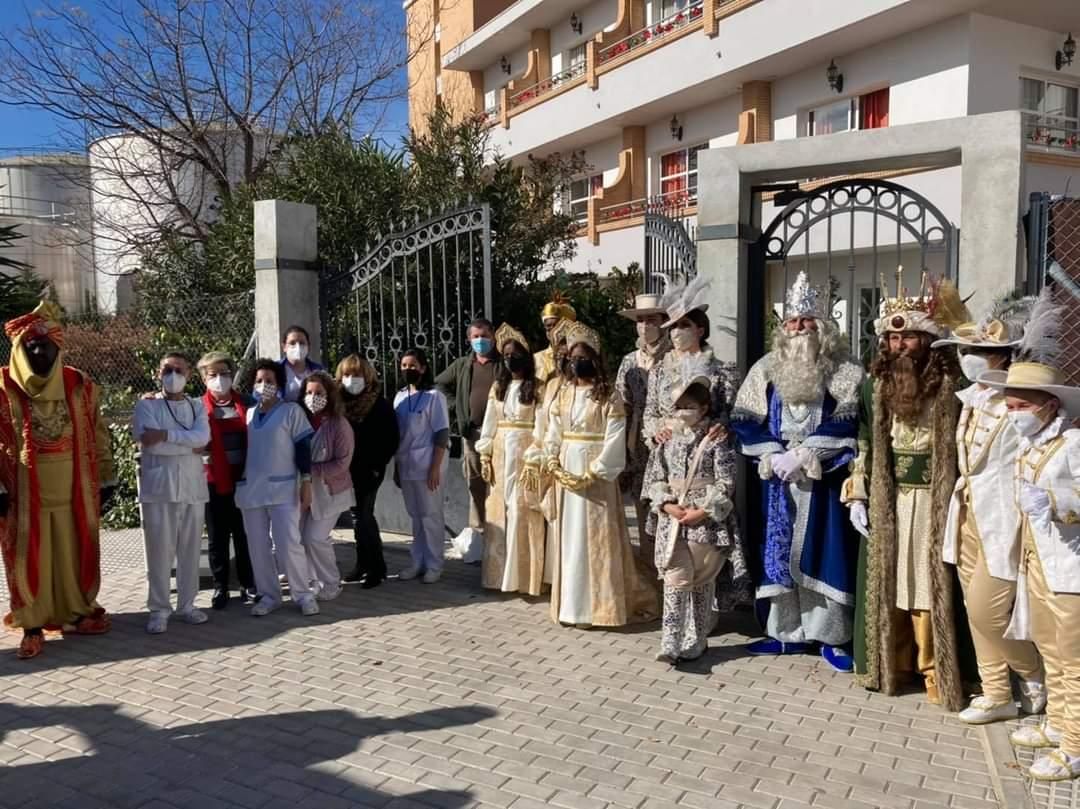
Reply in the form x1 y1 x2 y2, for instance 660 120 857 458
1028 194 1080 387
0 290 256 533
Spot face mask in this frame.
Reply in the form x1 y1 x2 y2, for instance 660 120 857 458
1007 409 1047 438
637 322 662 345
471 337 493 355
162 372 187 394
676 407 703 427
206 375 232 396
402 368 423 386
670 326 697 351
253 382 278 402
342 375 365 395
285 343 308 363
304 393 328 414
572 357 596 379
960 354 990 382
505 354 529 374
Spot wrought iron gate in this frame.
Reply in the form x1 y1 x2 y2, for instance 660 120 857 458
319 203 493 392
752 178 957 363
644 204 697 293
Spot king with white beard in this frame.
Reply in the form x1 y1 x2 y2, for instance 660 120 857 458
731 271 864 671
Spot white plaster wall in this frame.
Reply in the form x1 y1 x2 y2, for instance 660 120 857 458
482 40 533 99
967 14 1080 116
550 0 618 73
559 227 645 275
643 94 740 196
1026 161 1080 198
579 134 623 186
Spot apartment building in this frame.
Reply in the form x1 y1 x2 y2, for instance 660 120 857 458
407 0 1080 337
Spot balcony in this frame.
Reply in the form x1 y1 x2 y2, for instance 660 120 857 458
506 61 587 113
1024 112 1080 154
595 0 704 68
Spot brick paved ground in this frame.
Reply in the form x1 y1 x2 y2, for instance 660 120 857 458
0 531 1010 809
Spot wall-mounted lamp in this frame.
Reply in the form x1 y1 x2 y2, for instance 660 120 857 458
826 59 844 93
570 12 582 35
670 114 683 142
500 56 511 75
1057 32 1076 71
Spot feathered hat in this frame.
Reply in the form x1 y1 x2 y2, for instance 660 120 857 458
978 287 1080 414
875 266 969 339
783 270 830 322
660 275 711 328
669 353 714 406
495 323 530 353
932 290 1035 350
565 322 601 353
541 291 576 323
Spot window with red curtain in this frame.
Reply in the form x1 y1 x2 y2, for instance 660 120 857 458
860 88 890 130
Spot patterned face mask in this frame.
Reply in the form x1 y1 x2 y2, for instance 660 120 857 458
304 392 328 414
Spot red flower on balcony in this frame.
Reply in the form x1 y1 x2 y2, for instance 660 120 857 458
690 5 702 18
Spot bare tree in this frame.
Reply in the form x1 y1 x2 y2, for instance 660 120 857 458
0 0 427 261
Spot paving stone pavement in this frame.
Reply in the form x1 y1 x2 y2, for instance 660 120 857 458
1003 715 1079 809
0 530 1012 809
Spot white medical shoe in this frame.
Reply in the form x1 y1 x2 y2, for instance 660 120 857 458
145 612 169 634
177 608 208 625
422 569 442 584
1020 680 1048 715
251 598 280 617
315 585 342 602
958 696 1018 725
398 566 420 581
299 596 320 616
1030 750 1080 781
1010 721 1063 749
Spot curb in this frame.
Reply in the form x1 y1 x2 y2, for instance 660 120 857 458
981 722 1036 809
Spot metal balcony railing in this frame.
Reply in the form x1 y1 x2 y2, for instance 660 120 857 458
507 61 587 110
0 194 80 223
598 197 647 224
483 104 501 124
1024 112 1080 152
596 0 704 65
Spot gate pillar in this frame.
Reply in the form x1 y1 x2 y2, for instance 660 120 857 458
253 200 321 362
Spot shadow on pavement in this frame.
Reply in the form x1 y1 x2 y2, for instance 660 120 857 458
0 702 495 809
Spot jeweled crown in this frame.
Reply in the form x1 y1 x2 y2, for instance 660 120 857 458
878 266 932 317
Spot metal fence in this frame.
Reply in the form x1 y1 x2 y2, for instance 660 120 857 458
1027 193 1080 387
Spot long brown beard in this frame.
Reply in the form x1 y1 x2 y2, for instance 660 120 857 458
886 354 924 422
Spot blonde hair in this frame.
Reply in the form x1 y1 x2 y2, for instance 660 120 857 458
197 351 235 377
335 353 378 388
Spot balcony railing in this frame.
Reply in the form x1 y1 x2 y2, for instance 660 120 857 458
483 104 501 125
508 61 587 111
1024 112 1080 153
598 197 647 224
596 191 698 226
597 0 704 66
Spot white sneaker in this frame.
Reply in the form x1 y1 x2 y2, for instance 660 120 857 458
1010 721 1063 749
315 585 342 602
422 569 442 584
398 566 420 581
1020 680 1048 715
299 596 320 616
958 696 1018 725
251 598 279 617
1030 750 1080 781
176 608 208 625
145 612 168 634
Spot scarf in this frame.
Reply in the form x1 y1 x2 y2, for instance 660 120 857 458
203 390 247 495
343 387 378 423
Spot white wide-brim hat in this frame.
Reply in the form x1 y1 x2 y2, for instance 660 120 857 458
662 303 709 329
619 293 668 320
670 374 712 406
932 319 1022 350
978 363 1080 415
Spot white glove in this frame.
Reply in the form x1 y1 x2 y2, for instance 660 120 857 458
772 449 805 483
849 501 870 538
1019 483 1052 517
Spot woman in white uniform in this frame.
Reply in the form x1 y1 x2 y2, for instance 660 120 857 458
394 348 451 584
235 359 318 616
299 371 355 602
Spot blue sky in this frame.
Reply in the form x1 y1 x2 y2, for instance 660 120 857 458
0 1 411 153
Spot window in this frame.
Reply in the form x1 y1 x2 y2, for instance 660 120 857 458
660 0 689 19
659 143 707 202
567 174 603 225
1022 77 1079 147
556 44 586 81
807 89 889 136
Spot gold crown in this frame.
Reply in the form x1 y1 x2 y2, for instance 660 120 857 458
495 322 530 353
565 322 601 353
878 266 932 316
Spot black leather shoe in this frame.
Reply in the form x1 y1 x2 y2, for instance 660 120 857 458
360 576 383 590
211 589 229 610
239 588 256 604
344 567 366 583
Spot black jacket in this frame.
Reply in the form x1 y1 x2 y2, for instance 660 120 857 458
346 395 399 495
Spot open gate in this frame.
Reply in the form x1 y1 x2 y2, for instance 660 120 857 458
644 202 697 293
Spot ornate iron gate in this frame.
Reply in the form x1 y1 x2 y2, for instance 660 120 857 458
752 178 957 362
644 205 697 293
319 203 493 392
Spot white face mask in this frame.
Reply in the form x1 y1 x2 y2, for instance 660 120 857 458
285 343 309 363
206 375 233 396
960 354 990 382
342 375 365 395
253 382 278 402
1007 409 1047 437
670 326 697 351
304 392 328 414
676 407 703 427
162 372 187 394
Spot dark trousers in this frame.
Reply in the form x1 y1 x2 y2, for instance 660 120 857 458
351 488 387 580
206 486 254 591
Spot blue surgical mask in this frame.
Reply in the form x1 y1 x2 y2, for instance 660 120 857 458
472 337 493 355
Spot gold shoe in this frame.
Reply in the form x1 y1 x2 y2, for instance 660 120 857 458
925 675 941 705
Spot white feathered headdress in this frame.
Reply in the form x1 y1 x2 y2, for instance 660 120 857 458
932 289 1037 349
669 352 714 405
660 274 711 327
